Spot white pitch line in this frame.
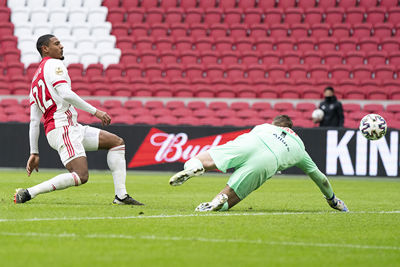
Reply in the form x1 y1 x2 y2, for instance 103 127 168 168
0 210 399 223
0 231 399 251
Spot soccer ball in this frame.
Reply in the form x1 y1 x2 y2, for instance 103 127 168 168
359 114 387 141
311 109 324 122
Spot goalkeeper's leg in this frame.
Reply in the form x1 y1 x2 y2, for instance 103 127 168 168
169 151 216 186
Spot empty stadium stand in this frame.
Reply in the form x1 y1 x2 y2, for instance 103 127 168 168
0 0 399 128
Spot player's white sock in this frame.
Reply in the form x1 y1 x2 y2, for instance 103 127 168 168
107 145 128 199
184 157 204 173
27 172 81 198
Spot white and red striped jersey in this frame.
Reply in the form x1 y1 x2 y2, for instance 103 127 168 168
29 57 78 134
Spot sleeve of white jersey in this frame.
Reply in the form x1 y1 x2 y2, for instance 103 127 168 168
29 102 42 154
46 59 70 88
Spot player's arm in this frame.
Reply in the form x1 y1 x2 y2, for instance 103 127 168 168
296 151 334 199
54 83 111 126
26 103 42 176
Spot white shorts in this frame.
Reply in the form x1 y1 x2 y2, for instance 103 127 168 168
46 124 100 166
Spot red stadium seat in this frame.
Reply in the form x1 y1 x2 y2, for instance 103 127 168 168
264 8 283 24
86 63 104 77
256 0 272 9
226 64 245 79
229 24 247 38
255 37 274 51
317 37 337 51
284 8 303 24
345 51 365 66
358 0 378 7
270 24 289 38
220 50 239 65
179 0 197 8
331 23 350 38
116 36 134 50
373 23 394 38
374 65 395 80
380 38 400 51
363 104 384 113
352 23 372 38
366 51 387 65
161 0 178 8
165 8 183 24
141 0 158 9
325 8 345 24
304 8 322 24
243 8 262 24
388 51 400 65
127 7 145 24
204 8 223 25
164 64 183 78
199 0 216 8
345 7 365 24
224 8 242 25
267 64 286 79
359 38 380 51
296 37 316 51
310 24 330 38
330 65 351 79
131 24 150 37
275 37 294 51
215 85 236 98
180 50 199 64
107 7 125 23
240 50 259 65
219 0 236 8
277 0 296 9
387 7 400 24
344 87 366 99
105 63 124 77
309 64 329 79
366 7 386 24
185 8 202 24
352 65 373 80
190 23 208 37
169 23 188 37
150 23 169 36
135 36 153 50
338 38 357 52
297 0 316 8
175 36 193 50
260 50 280 64
209 101 229 111
209 23 229 38
215 37 234 50
290 24 309 38
154 37 173 50
288 64 308 79
194 37 213 50
303 51 323 65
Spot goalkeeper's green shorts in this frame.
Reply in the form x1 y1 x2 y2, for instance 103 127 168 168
208 133 278 200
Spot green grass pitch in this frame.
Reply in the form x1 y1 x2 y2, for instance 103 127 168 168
0 170 399 266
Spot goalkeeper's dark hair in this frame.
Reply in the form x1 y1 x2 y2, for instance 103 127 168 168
272 115 293 129
36 34 55 57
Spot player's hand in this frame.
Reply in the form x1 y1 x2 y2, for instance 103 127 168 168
94 109 111 126
26 154 40 177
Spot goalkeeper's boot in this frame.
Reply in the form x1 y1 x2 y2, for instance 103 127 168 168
113 194 144 205
169 167 205 186
14 188 31 204
326 194 349 212
195 193 228 212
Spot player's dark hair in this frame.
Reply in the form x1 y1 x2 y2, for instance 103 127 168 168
273 115 293 129
36 34 55 57
324 86 334 92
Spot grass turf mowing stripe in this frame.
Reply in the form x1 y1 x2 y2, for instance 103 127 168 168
1 210 399 222
1 231 399 251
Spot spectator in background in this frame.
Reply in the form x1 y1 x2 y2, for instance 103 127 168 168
314 87 344 127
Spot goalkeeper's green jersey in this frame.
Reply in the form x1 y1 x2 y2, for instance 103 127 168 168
250 123 318 174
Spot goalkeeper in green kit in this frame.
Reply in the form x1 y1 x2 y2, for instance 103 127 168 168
169 115 348 212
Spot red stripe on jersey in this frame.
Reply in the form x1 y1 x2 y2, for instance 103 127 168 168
52 80 67 87
30 101 35 106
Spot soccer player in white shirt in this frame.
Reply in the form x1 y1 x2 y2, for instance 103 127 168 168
14 34 144 205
